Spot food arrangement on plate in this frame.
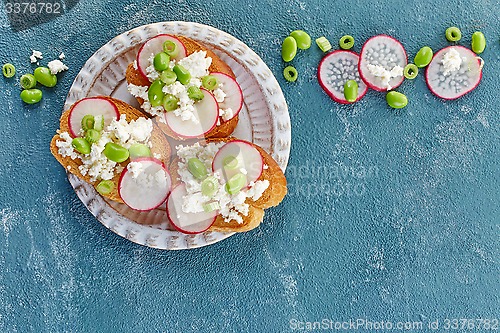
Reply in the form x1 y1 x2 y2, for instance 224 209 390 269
50 32 288 238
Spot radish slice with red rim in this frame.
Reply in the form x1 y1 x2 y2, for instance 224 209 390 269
137 34 187 82
210 72 243 121
68 97 119 137
167 184 217 234
164 88 219 138
425 46 482 100
318 50 368 104
358 35 407 92
212 140 263 186
118 158 171 211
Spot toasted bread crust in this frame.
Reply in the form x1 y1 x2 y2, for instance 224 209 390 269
125 36 239 140
50 96 171 203
168 138 287 233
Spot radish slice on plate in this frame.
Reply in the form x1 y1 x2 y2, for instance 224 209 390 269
318 50 368 104
358 35 407 92
212 140 263 185
167 184 217 234
137 34 187 82
118 158 171 211
68 97 119 137
164 88 219 138
210 72 243 120
425 46 482 100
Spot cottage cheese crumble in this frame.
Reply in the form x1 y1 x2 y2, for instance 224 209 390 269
441 48 463 76
367 64 403 90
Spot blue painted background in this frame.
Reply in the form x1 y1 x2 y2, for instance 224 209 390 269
0 0 498 332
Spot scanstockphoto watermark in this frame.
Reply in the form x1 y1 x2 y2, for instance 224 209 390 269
286 161 379 198
290 318 423 331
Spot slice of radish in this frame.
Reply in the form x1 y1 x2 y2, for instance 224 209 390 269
212 140 263 185
358 35 407 92
137 34 187 82
318 50 368 104
68 97 119 137
210 72 243 120
118 158 171 211
164 88 219 138
425 46 482 100
167 184 217 234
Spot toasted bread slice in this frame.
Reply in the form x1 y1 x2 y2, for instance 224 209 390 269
168 138 287 233
50 96 171 203
125 35 239 140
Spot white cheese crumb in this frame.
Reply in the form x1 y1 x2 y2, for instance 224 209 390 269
177 51 212 78
221 108 234 122
59 52 65 60
127 161 144 179
30 50 43 64
441 48 462 76
47 59 68 75
213 87 226 103
367 64 403 90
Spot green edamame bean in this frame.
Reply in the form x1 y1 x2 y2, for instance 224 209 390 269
103 142 129 163
281 36 297 62
386 91 408 109
343 80 358 103
71 138 91 155
153 52 170 71
128 144 151 160
172 64 191 85
290 30 311 50
160 69 177 85
163 94 179 111
471 31 486 54
187 158 208 180
225 173 247 195
187 86 204 101
20 89 42 104
414 46 433 68
148 79 165 107
34 67 57 87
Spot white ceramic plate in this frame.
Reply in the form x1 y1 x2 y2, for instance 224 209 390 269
64 21 291 250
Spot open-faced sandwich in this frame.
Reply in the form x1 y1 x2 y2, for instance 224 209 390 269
50 96 173 210
167 138 287 233
126 34 243 140
51 33 287 236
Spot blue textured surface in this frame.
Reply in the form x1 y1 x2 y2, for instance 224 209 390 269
0 0 499 332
